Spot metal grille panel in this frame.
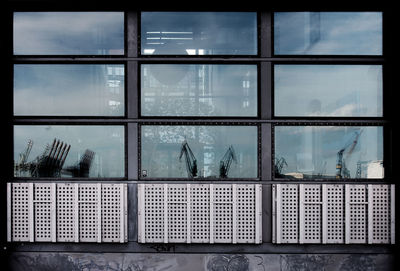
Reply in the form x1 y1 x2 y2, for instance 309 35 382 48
7 182 127 243
273 184 395 244
138 183 262 244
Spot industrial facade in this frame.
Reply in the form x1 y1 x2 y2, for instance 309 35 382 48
1 1 397 270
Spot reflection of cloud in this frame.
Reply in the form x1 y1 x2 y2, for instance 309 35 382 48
275 12 382 55
14 12 124 54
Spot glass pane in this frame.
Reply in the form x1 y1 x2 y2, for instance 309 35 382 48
14 126 125 178
141 12 257 55
274 65 382 117
14 12 124 55
274 12 382 55
274 126 383 179
141 126 258 178
141 64 257 116
14 64 125 116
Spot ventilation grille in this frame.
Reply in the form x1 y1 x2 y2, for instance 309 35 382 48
273 184 395 244
7 182 127 243
138 183 262 244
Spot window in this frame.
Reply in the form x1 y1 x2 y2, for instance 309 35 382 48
14 64 125 116
140 125 258 179
13 12 124 55
141 64 257 117
14 125 125 178
141 12 257 55
274 126 383 179
274 65 383 117
274 12 382 55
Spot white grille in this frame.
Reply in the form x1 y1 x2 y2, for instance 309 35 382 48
138 183 262 244
273 184 395 244
7 182 127 243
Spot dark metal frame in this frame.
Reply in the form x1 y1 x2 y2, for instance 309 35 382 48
1 1 395 255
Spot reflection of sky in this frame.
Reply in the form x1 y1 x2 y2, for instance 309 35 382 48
141 64 257 117
141 12 257 55
274 12 382 55
14 12 124 55
141 126 258 178
14 64 124 116
274 65 382 117
275 126 383 178
14 126 125 177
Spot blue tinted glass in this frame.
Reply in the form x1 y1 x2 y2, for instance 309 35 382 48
274 12 382 55
141 126 258 178
14 64 124 116
274 65 382 117
14 12 124 55
141 64 257 116
14 125 125 178
141 12 257 55
274 126 383 179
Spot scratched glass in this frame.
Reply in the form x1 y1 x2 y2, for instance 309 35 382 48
274 65 382 117
141 126 258 179
141 12 257 55
13 12 124 55
274 126 383 179
141 64 257 116
14 126 125 178
274 12 382 55
14 64 125 116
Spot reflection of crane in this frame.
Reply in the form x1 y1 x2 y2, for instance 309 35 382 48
30 138 70 177
63 149 95 177
15 140 33 176
219 145 237 178
336 130 363 179
179 140 198 178
274 157 288 177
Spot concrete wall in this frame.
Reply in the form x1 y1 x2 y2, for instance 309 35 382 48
6 252 394 271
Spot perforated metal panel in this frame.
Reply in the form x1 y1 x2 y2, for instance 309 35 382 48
273 184 395 244
274 184 298 243
300 184 322 244
7 182 127 243
56 183 77 242
346 184 368 244
325 184 344 243
190 184 210 243
138 183 262 244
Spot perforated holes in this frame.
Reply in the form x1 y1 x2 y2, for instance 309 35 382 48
237 185 255 243
326 185 344 243
167 185 187 242
191 185 210 243
79 184 99 242
57 184 75 242
11 184 30 241
349 185 367 243
213 185 233 243
372 185 390 243
34 184 52 241
102 184 122 242
144 184 164 242
281 184 298 243
303 185 321 243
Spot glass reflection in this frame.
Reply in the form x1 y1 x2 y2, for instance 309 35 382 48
274 126 383 179
274 12 382 55
141 64 257 116
14 12 124 55
14 126 125 178
14 64 124 116
141 12 257 55
274 65 382 117
141 126 258 178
